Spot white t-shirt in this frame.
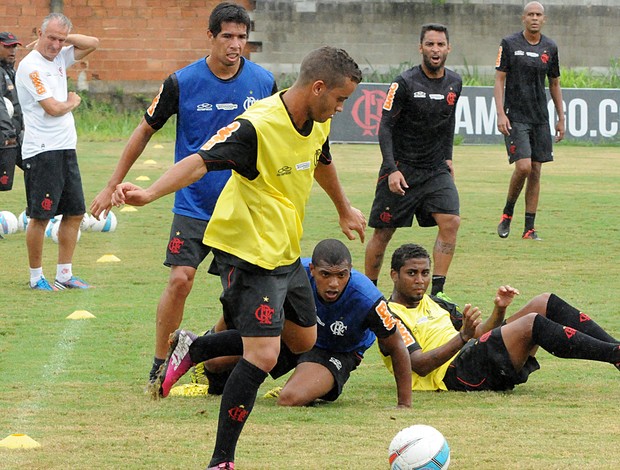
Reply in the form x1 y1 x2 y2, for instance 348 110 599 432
16 46 77 160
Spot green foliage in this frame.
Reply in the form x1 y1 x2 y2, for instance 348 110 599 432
1 142 619 468
71 90 177 142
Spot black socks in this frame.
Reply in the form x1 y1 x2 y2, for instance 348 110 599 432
209 358 268 467
189 329 244 363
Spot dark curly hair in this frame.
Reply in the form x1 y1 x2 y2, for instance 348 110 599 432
390 243 431 273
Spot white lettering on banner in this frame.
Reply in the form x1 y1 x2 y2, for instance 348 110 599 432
599 99 618 138
475 96 499 135
455 96 501 136
455 97 474 134
569 99 588 137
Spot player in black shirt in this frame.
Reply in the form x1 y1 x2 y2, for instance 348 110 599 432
495 1 565 240
365 23 462 298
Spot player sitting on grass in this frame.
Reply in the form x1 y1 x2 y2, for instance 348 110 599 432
154 239 412 408
380 243 620 391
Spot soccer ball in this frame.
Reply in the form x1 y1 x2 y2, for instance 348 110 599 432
17 210 30 231
0 210 18 235
90 211 117 232
49 219 81 244
80 213 93 231
388 425 451 470
44 215 62 238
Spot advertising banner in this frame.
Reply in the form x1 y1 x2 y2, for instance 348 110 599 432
331 84 620 145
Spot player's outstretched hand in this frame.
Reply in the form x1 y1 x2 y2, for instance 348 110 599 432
460 304 482 341
388 170 408 196
90 187 113 219
339 206 366 243
112 182 148 207
494 285 519 309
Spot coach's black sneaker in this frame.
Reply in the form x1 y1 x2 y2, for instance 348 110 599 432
522 229 542 240
497 214 512 238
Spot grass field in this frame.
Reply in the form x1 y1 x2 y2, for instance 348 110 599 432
1 142 619 469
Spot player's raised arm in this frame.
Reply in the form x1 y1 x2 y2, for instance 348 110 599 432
91 119 157 218
112 153 207 207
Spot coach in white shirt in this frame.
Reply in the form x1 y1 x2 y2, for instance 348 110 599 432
16 12 98 291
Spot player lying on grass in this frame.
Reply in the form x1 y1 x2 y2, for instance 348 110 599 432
154 239 412 408
381 243 620 391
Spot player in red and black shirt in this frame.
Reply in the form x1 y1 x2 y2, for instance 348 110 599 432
366 23 462 298
495 1 565 241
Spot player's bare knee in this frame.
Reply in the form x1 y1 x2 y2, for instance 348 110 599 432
167 271 194 297
529 293 552 316
277 389 305 407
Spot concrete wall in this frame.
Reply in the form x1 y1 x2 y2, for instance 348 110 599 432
4 0 619 97
251 0 620 78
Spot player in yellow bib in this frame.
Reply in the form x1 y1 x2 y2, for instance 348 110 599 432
381 243 620 392
113 46 365 470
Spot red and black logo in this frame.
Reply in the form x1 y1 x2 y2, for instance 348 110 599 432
379 209 392 224
228 405 249 423
579 312 591 323
41 195 53 212
541 53 549 64
255 303 274 325
479 331 492 343
509 144 517 155
446 91 457 106
0 174 8 186
168 236 184 254
564 326 577 339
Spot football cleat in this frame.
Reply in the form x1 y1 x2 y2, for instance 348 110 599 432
152 329 197 399
208 462 234 470
54 276 93 289
30 277 59 291
522 229 542 240
263 386 283 399
497 214 512 238
189 361 209 385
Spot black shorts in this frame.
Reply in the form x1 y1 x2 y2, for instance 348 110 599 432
504 122 553 164
164 213 212 269
369 163 459 229
23 150 85 219
0 146 19 191
215 255 317 337
442 328 540 392
297 347 362 401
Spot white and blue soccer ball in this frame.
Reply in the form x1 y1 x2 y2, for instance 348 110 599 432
0 210 19 235
388 424 451 470
48 220 81 244
44 215 62 238
17 210 30 231
80 213 93 232
89 211 117 232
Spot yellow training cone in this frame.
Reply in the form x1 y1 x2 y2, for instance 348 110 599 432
120 205 138 212
97 254 121 263
143 159 157 165
0 433 41 449
67 310 96 320
135 175 150 181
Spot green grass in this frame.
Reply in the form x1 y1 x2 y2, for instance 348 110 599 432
1 142 619 469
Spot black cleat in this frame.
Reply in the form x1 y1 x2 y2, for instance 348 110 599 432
497 214 512 238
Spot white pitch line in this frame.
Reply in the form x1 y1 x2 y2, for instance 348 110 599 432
8 319 86 432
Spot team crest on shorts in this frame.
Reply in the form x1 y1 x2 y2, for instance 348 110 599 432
255 302 274 325
41 195 53 212
168 232 184 254
380 208 393 224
